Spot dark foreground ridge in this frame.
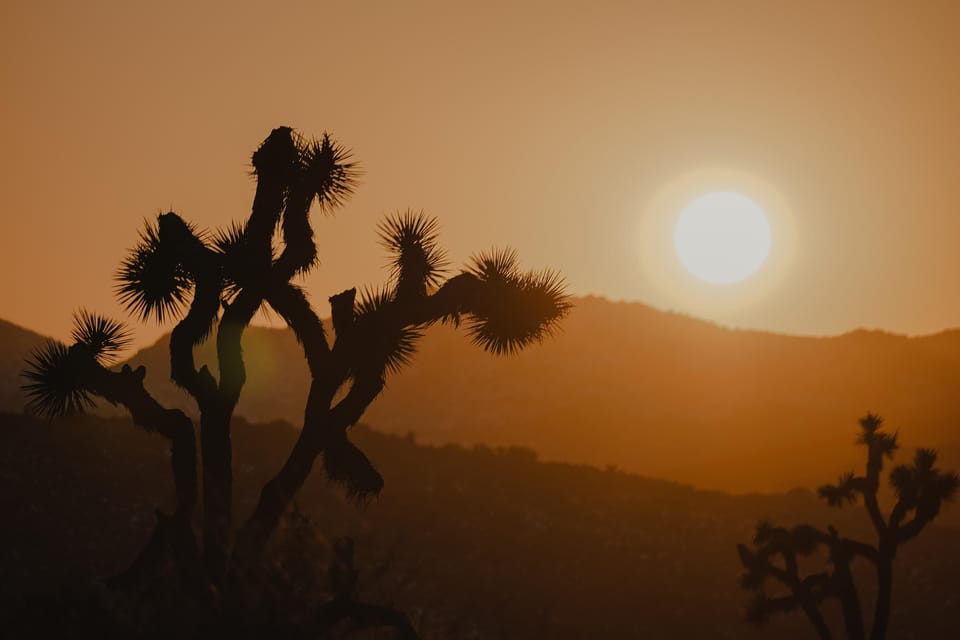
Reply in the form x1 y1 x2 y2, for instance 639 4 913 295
2 412 958 638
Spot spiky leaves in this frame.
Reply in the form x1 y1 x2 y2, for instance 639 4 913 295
462 249 570 355
212 221 260 300
353 287 422 379
790 525 824 556
890 449 960 512
751 521 775 546
321 435 385 501
871 431 899 459
22 341 95 418
858 412 884 436
818 471 860 508
273 133 360 278
71 310 132 365
247 129 360 279
22 312 132 417
116 217 192 322
378 211 448 299
751 522 822 557
818 414 901 513
857 412 899 462
297 133 359 214
939 472 960 503
737 521 839 636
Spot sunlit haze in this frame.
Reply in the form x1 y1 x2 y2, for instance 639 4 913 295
674 192 772 285
3 1 960 348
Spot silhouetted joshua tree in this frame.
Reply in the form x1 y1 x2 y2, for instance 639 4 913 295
736 413 959 640
22 127 569 608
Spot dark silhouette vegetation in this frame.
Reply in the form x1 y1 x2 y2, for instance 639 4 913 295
737 413 959 639
19 127 568 635
3 411 959 638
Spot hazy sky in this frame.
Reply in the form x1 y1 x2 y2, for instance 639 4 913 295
3 1 960 347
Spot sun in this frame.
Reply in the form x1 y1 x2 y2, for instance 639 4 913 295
637 169 795 315
673 192 772 284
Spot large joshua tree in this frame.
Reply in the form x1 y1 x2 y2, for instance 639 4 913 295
736 413 959 640
22 126 569 589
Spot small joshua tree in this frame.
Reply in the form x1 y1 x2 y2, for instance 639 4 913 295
736 413 959 640
22 127 569 596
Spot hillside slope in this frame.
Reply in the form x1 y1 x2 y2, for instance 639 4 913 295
0 319 50 413
4 296 960 492
113 297 960 492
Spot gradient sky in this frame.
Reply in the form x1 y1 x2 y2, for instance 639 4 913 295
3 0 960 347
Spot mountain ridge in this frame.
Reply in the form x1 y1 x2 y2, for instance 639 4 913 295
3 296 959 494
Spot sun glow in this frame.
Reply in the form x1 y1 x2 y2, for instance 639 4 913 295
637 169 796 318
673 192 772 284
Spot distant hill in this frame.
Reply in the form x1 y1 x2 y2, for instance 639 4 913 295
0 319 50 414
4 296 960 493
2 411 958 639
114 297 960 493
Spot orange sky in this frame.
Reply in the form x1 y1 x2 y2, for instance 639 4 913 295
3 1 960 347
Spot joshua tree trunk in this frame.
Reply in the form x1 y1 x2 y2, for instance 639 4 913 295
199 409 232 583
81 362 201 588
835 566 866 640
233 428 323 565
233 273 512 564
798 594 833 640
870 551 894 640
234 375 385 565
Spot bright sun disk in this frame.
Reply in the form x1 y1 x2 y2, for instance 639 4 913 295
673 192 772 284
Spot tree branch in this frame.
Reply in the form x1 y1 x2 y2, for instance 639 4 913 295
265 282 330 377
86 363 197 517
895 513 931 544
162 214 220 406
861 488 887 536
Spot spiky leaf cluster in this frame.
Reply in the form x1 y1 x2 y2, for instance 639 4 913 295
378 211 448 296
737 520 837 629
321 436 385 501
115 219 192 322
752 520 773 542
818 471 860 508
70 310 131 365
753 522 823 554
857 412 899 459
295 132 359 213
858 412 884 435
22 342 95 417
353 288 422 378
22 311 131 417
890 449 960 510
212 221 262 299
464 249 569 355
